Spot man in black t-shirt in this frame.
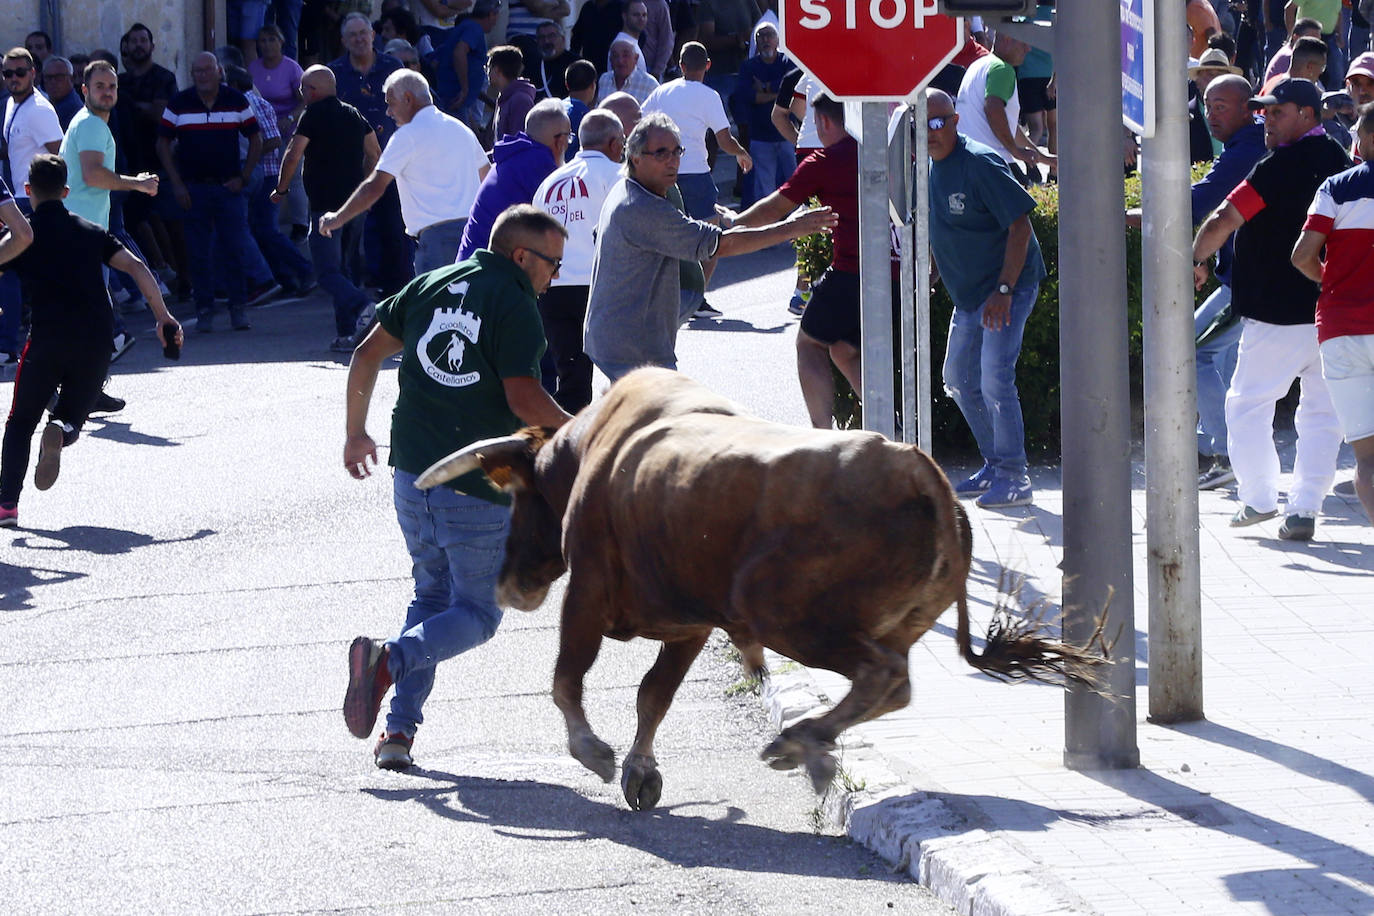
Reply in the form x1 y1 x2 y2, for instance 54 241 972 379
0 155 181 529
273 66 381 351
1191 77 1351 541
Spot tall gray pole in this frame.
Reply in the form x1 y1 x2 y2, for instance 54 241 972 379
914 95 933 453
1143 0 1204 723
1058 0 1139 769
860 101 896 439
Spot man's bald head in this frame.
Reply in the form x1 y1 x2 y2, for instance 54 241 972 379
1205 73 1251 107
578 109 624 154
599 92 641 135
926 87 955 118
1203 73 1256 143
301 64 337 100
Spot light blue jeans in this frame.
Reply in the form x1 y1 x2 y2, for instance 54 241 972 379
415 218 468 274
1195 284 1242 459
385 469 511 737
748 139 797 205
942 281 1037 481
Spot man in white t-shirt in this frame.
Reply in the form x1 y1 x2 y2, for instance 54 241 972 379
955 34 1054 182
642 41 752 313
319 70 489 273
532 109 626 411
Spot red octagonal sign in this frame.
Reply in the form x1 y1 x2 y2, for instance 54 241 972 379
779 0 963 101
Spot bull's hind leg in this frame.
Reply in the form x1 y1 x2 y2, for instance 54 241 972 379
761 636 909 793
553 593 616 783
622 630 710 811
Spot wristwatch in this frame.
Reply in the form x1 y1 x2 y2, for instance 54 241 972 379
996 282 1012 296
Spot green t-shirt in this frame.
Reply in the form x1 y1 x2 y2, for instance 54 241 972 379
376 250 546 504
1293 0 1340 34
59 107 114 228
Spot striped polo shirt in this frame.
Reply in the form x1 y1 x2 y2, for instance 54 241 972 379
158 85 259 183
1304 160 1374 343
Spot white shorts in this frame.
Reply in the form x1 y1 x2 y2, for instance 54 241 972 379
1319 333 1374 442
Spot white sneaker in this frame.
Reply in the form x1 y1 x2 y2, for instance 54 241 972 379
111 332 137 362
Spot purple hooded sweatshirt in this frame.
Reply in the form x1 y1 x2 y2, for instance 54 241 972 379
456 132 558 261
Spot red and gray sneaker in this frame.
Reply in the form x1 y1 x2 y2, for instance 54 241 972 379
0 503 17 529
344 637 393 739
374 731 414 770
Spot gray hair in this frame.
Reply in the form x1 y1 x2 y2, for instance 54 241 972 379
384 38 417 59
626 111 680 166
525 97 571 143
341 11 372 36
536 18 564 34
577 110 623 152
43 55 73 75
383 67 432 105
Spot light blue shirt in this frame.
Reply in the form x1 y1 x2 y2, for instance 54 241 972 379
59 107 115 228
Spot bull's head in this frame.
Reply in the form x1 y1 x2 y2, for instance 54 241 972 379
415 428 566 611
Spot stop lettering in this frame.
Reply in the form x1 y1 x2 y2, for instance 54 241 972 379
779 0 963 101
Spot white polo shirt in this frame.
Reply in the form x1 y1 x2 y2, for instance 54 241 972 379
533 149 624 287
375 103 488 235
3 91 64 200
641 78 729 175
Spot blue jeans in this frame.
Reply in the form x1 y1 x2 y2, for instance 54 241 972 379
386 469 511 737
415 218 467 274
309 210 369 336
363 183 414 296
748 139 796 205
942 282 1037 480
1195 284 1242 458
185 182 249 317
247 174 312 286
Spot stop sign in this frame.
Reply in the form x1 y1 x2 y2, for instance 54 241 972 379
778 0 963 101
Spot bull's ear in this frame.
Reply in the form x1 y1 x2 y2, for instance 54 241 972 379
414 428 549 490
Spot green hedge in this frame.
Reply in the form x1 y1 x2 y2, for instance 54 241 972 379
802 173 1216 458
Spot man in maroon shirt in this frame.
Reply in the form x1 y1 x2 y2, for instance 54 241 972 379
724 93 892 428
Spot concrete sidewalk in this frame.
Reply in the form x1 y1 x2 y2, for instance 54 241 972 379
762 466 1374 916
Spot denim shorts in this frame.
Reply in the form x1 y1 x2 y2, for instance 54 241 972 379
676 172 718 221
1320 333 1374 442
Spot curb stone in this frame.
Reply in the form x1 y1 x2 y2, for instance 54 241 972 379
761 652 1099 916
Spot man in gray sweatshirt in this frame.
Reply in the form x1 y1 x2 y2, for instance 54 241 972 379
584 111 834 380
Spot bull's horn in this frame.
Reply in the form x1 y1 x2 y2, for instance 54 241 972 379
414 434 528 490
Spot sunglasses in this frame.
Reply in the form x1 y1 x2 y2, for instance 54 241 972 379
928 116 950 130
645 145 685 161
523 247 562 272
2 67 31 78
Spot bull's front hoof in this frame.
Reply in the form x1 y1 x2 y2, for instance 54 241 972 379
620 753 662 811
760 734 805 772
570 733 617 782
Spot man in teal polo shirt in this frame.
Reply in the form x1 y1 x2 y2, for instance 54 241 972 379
341 203 572 770
927 87 1046 510
60 61 160 229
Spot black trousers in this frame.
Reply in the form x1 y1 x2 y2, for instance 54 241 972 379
537 284 594 414
0 336 110 505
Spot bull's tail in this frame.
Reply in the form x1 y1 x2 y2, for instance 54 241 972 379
955 576 1110 688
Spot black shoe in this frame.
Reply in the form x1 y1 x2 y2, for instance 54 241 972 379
90 392 126 414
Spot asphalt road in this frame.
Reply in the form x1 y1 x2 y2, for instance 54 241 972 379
0 248 954 914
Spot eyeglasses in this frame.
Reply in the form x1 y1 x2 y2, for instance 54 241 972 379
927 116 950 130
645 145 685 161
523 247 562 272
2 67 31 78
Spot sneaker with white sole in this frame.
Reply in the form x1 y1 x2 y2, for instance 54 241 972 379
1277 513 1315 541
374 731 414 770
954 463 995 497
787 289 811 315
692 302 723 319
975 476 1034 509
1198 457 1236 490
0 503 17 528
35 422 65 491
1229 504 1278 527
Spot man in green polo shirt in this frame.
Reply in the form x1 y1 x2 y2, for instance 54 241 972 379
341 203 572 770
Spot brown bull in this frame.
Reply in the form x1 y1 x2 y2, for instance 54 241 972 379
418 368 1100 810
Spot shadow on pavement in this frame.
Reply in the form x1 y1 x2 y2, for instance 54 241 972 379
684 316 789 335
365 771 907 880
1174 720 1374 804
1086 767 1374 915
0 562 85 611
84 419 185 448
10 525 215 555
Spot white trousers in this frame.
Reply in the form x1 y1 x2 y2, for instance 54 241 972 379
1225 319 1343 515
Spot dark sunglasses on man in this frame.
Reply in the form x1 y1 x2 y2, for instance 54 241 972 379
2 67 32 79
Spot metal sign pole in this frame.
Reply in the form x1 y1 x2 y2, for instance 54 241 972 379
859 101 896 438
1143 0 1204 723
896 106 918 446
914 94 932 453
